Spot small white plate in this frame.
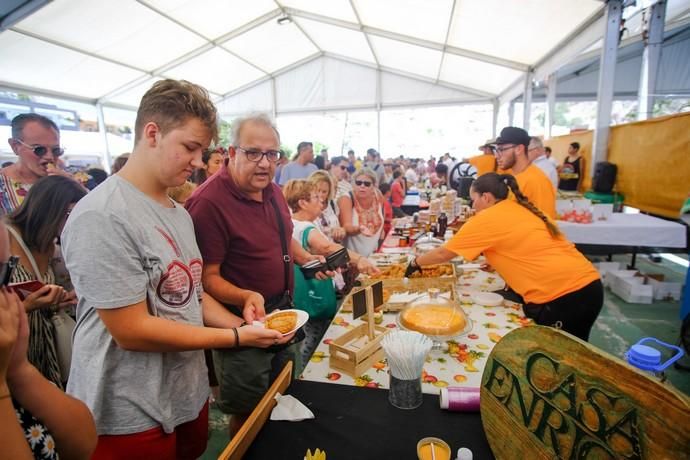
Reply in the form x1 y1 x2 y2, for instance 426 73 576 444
253 309 309 336
471 292 504 307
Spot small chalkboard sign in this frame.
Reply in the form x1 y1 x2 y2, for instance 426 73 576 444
352 288 367 320
352 281 384 320
371 281 383 308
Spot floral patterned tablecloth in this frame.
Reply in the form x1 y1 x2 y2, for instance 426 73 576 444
300 269 533 393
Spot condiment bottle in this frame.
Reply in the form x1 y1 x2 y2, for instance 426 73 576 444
438 212 448 236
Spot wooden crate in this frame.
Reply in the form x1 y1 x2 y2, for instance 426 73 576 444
329 324 390 377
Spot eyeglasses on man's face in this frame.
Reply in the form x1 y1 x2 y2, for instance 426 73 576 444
0 256 19 287
494 144 517 156
13 138 64 158
355 180 373 187
236 147 280 163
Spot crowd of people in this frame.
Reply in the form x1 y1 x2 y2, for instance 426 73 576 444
0 77 601 459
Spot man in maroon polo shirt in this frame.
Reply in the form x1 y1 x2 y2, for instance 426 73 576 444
186 113 324 436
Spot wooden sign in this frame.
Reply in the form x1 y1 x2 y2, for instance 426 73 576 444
352 281 384 320
352 288 367 320
480 326 690 460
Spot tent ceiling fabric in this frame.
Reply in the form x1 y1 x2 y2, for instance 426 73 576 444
6 0 685 115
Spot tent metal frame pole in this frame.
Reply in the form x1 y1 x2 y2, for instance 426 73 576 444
522 70 533 131
637 0 667 121
271 78 277 120
96 103 113 174
492 99 499 139
508 101 515 126
376 69 382 152
592 0 623 176
283 7 528 72
545 73 557 139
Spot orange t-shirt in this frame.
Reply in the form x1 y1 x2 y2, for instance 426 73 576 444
467 154 496 176
515 164 556 219
444 200 599 304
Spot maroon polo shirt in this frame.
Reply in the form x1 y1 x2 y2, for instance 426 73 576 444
186 163 294 303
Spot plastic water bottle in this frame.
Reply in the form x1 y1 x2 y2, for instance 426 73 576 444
625 337 684 382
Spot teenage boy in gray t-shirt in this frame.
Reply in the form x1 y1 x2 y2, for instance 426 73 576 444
61 80 292 459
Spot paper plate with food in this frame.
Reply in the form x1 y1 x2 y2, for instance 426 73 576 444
255 309 309 336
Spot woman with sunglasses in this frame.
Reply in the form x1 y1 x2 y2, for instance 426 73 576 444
406 173 603 341
6 175 87 388
2 114 67 216
339 168 385 257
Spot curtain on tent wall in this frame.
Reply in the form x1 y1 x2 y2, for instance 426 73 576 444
545 112 690 218
608 112 690 218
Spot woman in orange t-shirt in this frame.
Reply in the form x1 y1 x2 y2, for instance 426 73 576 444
406 173 603 341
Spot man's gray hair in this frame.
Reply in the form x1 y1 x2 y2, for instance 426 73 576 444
528 136 543 149
229 112 280 146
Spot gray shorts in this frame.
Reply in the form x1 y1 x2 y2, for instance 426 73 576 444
213 345 300 415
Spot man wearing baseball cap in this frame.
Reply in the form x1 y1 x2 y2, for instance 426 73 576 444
493 127 556 219
467 139 497 176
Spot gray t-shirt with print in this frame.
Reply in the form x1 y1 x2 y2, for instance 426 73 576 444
61 175 208 435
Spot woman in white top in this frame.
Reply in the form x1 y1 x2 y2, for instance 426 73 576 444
308 171 346 243
339 168 384 257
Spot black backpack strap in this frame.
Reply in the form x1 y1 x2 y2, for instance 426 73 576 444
269 197 291 298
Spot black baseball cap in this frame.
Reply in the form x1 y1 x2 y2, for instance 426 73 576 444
495 127 530 148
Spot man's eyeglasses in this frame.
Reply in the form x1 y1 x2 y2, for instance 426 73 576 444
494 144 516 155
13 138 64 158
355 180 373 187
1 256 19 287
236 147 280 163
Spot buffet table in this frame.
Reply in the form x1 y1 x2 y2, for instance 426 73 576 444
558 213 686 248
301 268 531 392
243 379 493 460
558 213 687 267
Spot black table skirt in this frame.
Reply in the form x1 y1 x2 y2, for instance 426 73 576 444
244 380 494 460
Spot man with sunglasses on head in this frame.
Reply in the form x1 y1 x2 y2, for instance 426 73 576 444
277 141 317 185
186 113 328 437
2 113 66 215
493 127 556 219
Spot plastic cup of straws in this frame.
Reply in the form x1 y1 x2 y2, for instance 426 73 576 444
389 374 423 410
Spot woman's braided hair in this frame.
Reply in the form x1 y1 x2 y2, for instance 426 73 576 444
471 173 561 238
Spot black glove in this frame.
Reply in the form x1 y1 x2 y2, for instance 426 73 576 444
404 258 422 278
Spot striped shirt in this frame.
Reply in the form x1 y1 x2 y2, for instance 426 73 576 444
0 171 31 216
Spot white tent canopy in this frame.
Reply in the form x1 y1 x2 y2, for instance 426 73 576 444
0 0 613 116
1 0 689 158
